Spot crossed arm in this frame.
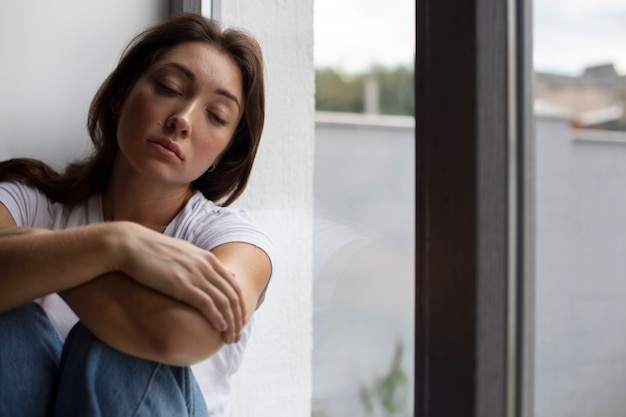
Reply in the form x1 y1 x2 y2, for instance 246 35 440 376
0 202 271 366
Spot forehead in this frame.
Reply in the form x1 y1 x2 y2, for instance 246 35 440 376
150 42 243 96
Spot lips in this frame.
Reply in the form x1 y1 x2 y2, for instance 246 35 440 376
148 137 183 160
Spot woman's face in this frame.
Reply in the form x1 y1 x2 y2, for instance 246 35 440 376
114 41 244 187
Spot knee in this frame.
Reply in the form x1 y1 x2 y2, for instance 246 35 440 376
58 322 158 403
0 303 62 416
56 324 206 416
60 322 157 382
60 322 117 371
0 302 48 329
0 302 62 357
63 321 98 351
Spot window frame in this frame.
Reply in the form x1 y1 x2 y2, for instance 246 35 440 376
169 0 201 16
169 0 221 23
416 0 534 415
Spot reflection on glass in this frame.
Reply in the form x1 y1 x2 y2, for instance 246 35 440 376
313 0 415 416
534 2 626 416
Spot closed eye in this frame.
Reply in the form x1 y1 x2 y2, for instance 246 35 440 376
155 81 181 96
210 112 228 127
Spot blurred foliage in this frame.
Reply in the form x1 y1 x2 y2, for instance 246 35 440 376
315 65 415 116
316 68 366 113
359 341 410 417
377 67 415 116
311 408 331 417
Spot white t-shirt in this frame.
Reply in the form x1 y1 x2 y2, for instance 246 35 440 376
0 180 274 417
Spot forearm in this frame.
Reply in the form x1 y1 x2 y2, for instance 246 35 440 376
60 242 272 367
0 223 124 312
61 272 225 366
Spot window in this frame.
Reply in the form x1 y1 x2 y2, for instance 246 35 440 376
533 2 626 416
313 1 415 416
418 0 626 416
416 0 533 415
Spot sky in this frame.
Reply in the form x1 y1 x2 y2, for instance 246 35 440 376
314 0 626 77
313 0 415 72
533 0 626 76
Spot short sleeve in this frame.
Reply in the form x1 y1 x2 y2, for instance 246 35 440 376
0 181 50 228
196 209 274 255
164 193 275 308
166 193 275 275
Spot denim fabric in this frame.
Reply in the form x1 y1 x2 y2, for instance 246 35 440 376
0 303 63 417
0 303 209 417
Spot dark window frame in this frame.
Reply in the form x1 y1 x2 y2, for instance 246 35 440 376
169 0 201 16
416 0 534 415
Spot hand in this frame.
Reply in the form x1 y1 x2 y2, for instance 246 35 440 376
111 222 245 343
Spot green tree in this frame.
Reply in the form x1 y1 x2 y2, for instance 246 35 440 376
377 66 415 116
315 68 365 113
315 65 414 116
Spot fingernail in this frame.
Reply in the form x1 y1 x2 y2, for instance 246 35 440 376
220 321 227 331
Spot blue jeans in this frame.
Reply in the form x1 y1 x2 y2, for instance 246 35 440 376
0 303 209 417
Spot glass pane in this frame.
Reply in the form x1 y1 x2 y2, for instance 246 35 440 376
313 1 415 416
533 2 626 416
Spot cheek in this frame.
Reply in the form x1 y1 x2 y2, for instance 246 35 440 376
196 130 234 162
190 136 232 178
195 139 223 164
118 93 162 136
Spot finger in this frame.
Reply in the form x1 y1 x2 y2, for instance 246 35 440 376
221 330 239 345
221 331 232 344
166 260 237 333
216 277 243 336
201 259 245 334
209 254 247 333
167 264 239 335
230 272 246 327
203 280 240 337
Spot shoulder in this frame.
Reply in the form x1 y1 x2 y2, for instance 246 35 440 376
167 192 275 260
0 181 50 227
0 181 98 230
0 180 45 200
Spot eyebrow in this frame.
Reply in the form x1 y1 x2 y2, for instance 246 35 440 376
215 88 242 112
159 62 242 111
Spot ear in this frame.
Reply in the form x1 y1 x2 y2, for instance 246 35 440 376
209 155 222 170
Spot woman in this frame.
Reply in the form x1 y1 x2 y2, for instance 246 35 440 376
0 13 272 417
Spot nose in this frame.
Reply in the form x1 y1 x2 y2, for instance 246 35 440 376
165 100 199 137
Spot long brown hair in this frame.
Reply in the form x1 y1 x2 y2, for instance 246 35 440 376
0 14 265 207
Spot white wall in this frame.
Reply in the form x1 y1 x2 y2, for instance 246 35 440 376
0 2 314 417
0 0 169 167
534 114 626 417
218 2 314 417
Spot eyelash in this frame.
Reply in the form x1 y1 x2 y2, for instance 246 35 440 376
155 80 229 127
156 82 180 96
209 112 228 127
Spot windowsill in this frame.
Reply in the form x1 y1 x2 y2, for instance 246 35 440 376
572 128 626 144
315 111 415 128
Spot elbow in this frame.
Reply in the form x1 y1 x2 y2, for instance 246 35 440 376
150 320 225 367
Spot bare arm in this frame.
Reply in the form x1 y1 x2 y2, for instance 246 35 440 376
61 242 271 366
0 202 120 312
0 200 244 327
0 201 271 365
